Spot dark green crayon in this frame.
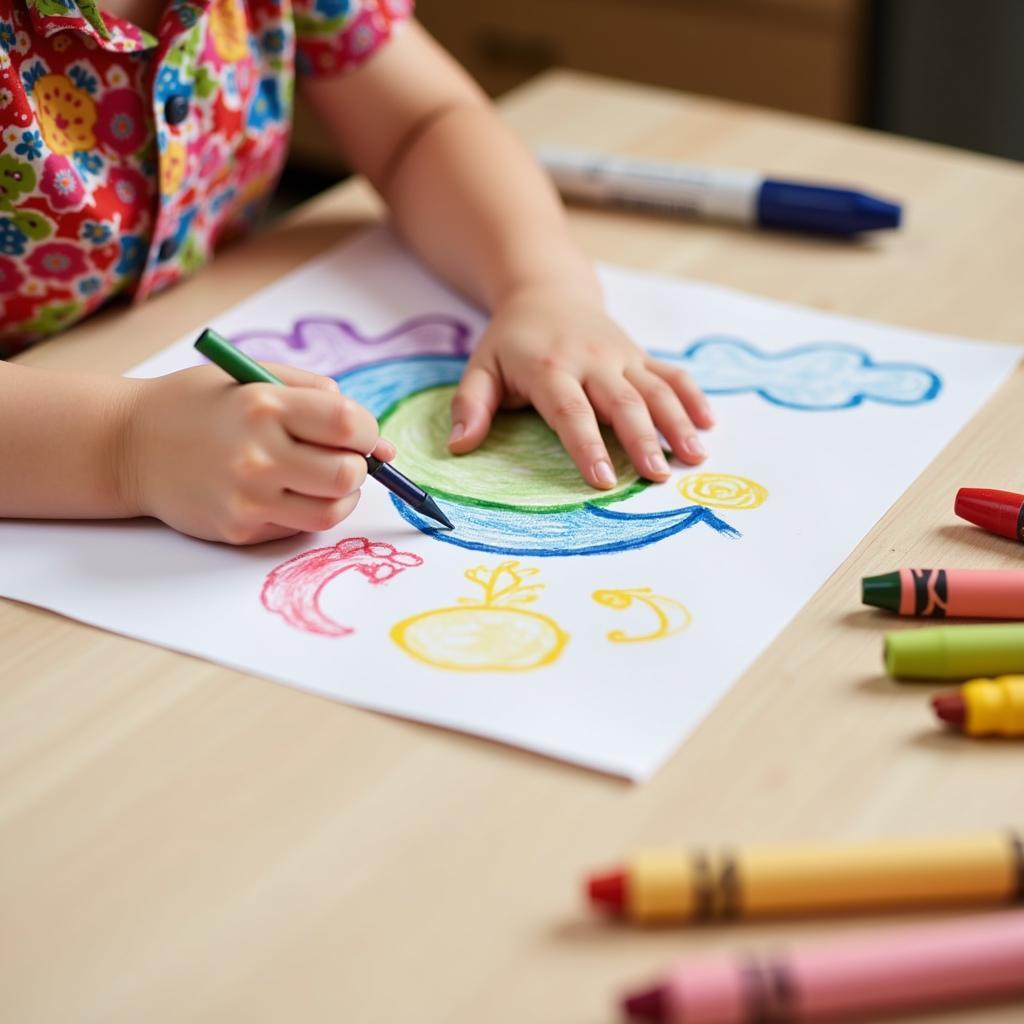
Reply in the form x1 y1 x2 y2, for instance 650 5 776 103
194 328 453 530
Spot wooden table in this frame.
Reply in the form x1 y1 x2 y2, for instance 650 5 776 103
4 71 1024 1023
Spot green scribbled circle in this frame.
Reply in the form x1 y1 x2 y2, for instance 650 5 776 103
379 384 647 512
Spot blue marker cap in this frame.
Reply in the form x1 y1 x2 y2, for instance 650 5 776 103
756 180 902 236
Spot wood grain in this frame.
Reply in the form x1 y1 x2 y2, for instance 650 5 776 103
3 71 1024 1023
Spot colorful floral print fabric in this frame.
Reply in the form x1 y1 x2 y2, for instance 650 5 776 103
0 0 412 354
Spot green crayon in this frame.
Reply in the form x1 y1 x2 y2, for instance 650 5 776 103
885 623 1024 680
194 328 454 531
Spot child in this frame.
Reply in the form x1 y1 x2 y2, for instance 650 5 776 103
0 0 713 544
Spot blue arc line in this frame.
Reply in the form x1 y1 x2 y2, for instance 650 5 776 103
335 354 466 417
391 497 740 557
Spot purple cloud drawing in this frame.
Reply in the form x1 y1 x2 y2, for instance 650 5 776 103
231 314 474 378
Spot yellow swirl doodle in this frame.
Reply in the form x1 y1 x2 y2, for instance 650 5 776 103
677 472 768 510
391 561 568 672
592 588 692 644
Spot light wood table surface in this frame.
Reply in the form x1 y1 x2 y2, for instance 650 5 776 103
4 71 1024 1024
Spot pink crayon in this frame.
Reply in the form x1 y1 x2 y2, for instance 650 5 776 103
623 909 1024 1023
862 568 1024 619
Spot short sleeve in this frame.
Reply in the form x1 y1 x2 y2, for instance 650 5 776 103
294 0 413 78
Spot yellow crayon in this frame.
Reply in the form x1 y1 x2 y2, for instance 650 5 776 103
933 676 1024 737
586 831 1024 923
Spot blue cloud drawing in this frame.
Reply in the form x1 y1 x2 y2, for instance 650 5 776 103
654 337 942 411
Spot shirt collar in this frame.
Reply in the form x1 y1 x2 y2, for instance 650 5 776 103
22 0 212 52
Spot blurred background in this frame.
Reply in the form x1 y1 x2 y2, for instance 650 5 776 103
279 0 1023 203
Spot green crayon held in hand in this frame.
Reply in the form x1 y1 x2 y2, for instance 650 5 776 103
885 622 1024 680
194 328 454 531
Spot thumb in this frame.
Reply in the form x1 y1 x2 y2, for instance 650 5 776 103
449 360 502 453
371 438 396 462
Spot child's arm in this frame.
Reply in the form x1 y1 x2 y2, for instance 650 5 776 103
301 21 714 490
0 360 388 543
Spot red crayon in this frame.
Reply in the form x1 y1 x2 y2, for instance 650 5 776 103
955 488 1024 543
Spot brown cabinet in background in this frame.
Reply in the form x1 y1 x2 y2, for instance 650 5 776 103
289 0 868 173
419 0 867 117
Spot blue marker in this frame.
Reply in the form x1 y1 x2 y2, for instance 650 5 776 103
537 145 901 237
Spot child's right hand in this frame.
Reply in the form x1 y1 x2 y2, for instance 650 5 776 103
125 364 389 544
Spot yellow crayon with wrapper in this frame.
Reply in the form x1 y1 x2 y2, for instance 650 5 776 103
586 831 1024 922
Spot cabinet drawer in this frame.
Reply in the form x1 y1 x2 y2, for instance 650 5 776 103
416 0 866 119
289 0 866 172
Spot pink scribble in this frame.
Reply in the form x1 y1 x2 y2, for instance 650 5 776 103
261 537 424 637
232 314 473 378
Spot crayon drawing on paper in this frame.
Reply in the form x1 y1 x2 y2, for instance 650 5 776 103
0 227 1018 780
392 561 568 672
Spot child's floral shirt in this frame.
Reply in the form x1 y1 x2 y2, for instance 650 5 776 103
0 0 411 353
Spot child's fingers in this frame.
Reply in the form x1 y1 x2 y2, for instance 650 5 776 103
282 445 367 499
647 358 714 429
626 366 706 466
270 491 361 535
586 372 672 481
449 360 503 453
224 523 302 546
279 388 379 454
262 363 340 394
529 374 617 489
373 438 397 462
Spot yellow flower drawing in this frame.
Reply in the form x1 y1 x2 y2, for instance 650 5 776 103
677 472 768 510
391 561 568 672
33 75 97 155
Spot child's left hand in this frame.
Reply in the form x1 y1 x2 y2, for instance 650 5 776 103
303 22 713 489
447 284 714 490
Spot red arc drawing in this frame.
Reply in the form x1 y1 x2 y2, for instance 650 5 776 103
261 537 424 637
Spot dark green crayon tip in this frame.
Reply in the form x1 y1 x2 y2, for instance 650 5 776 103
862 572 901 612
420 495 454 531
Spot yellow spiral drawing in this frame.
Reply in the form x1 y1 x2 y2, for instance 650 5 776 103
391 561 568 672
592 588 692 643
677 472 768 510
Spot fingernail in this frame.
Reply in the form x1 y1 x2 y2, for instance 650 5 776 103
448 422 465 445
645 451 671 477
700 403 715 427
683 435 706 459
593 460 616 487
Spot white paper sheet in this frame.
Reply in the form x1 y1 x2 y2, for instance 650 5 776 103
2 228 1020 779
